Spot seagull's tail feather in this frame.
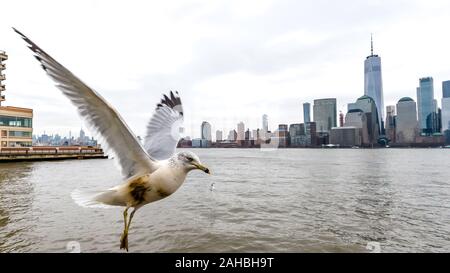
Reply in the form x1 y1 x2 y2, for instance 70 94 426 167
71 189 123 209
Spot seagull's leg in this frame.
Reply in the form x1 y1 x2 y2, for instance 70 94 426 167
120 206 130 251
121 208 137 251
127 208 137 230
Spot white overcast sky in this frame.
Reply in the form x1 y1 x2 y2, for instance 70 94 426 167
1 0 450 139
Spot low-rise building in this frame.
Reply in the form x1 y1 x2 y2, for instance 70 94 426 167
0 106 33 148
329 126 361 147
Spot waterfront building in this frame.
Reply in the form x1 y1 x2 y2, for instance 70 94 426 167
242 129 255 147
364 35 385 133
329 127 361 147
0 106 33 148
298 122 317 147
443 80 450 98
289 123 305 147
347 95 380 145
201 121 212 141
303 103 311 124
227 130 237 142
316 132 330 146
215 130 223 142
276 124 289 148
395 97 418 144
262 114 269 133
417 77 436 134
192 138 209 148
313 98 337 133
445 129 450 145
252 129 258 141
436 107 442 133
177 137 192 148
442 97 450 132
344 109 368 145
339 111 344 127
385 105 396 143
440 80 450 133
237 122 245 141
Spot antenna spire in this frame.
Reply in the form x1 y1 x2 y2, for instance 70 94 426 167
371 33 374 56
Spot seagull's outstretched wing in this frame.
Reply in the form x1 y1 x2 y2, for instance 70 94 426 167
144 91 184 160
14 28 157 178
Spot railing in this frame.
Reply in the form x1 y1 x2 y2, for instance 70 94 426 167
0 146 104 156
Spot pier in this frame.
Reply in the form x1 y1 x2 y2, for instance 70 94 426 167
0 146 107 162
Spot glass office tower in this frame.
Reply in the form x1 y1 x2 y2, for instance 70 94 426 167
364 36 384 134
417 77 435 134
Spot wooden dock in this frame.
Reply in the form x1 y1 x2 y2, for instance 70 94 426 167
0 146 108 162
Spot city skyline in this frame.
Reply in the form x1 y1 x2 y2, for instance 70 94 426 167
1 1 450 139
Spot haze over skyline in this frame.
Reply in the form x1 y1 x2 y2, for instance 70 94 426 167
1 0 450 138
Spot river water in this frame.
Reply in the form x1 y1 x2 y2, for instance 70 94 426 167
0 148 449 253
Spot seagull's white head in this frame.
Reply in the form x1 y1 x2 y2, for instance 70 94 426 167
176 151 210 174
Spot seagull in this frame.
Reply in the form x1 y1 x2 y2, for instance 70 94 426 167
14 28 210 251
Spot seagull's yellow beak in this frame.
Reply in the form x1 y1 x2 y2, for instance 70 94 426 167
192 162 210 174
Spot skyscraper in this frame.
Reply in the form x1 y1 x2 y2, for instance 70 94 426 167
417 77 435 134
237 122 245 141
313 98 337 133
277 124 289 147
79 128 85 140
215 130 223 142
339 111 344 127
303 103 311 124
262 114 268 132
396 97 418 144
364 35 384 133
289 123 305 147
442 81 450 133
227 130 237 141
201 121 212 141
347 96 380 145
385 105 396 142
443 80 450 98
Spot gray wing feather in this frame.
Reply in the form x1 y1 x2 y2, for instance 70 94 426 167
14 28 157 178
144 91 184 160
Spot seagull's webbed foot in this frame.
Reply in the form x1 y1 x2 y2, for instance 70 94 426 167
120 229 129 252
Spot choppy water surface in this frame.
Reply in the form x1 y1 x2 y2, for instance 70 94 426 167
1 148 449 252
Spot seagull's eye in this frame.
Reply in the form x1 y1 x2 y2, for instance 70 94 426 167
186 157 194 162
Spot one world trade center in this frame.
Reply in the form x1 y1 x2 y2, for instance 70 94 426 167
364 35 385 134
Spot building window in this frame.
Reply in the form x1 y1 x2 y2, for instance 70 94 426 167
8 141 32 147
8 131 32 137
1 130 6 137
0 116 33 128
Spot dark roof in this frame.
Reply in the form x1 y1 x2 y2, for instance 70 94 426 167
398 97 414 103
347 108 364 114
357 95 374 101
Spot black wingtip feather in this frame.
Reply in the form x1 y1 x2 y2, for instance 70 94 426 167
156 91 183 116
12 27 24 37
